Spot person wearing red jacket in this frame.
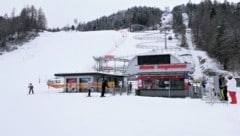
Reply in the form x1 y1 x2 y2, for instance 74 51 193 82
226 75 237 104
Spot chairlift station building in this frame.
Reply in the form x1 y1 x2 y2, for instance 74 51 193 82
52 53 192 97
126 53 192 97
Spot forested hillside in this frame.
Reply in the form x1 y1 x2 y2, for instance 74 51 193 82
1 1 239 73
76 2 240 73
0 5 47 53
171 1 240 72
77 6 163 31
187 1 240 72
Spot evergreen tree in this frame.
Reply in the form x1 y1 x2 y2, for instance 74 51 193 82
37 8 47 31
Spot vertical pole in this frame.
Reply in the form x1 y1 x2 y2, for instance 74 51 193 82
114 59 116 74
168 80 171 97
165 30 167 49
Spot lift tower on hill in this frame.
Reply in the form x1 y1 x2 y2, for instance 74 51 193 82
93 55 130 75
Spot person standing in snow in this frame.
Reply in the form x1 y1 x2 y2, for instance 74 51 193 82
28 83 34 95
219 76 228 101
101 79 108 97
87 81 92 97
226 75 237 104
127 82 132 95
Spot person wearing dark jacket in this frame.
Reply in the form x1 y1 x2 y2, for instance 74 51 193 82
127 82 132 95
101 80 108 97
28 83 34 95
219 76 228 101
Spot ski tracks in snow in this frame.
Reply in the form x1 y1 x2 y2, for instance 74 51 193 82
106 30 128 55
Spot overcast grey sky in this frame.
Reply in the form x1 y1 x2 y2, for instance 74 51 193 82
0 0 239 28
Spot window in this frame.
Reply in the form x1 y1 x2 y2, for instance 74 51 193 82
80 78 90 83
170 78 184 90
141 78 184 90
138 55 170 65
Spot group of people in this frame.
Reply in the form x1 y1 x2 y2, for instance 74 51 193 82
219 75 237 104
28 80 110 97
28 79 133 97
87 80 133 97
86 80 109 97
28 75 237 104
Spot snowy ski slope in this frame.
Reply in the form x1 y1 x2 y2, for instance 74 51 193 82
0 12 239 136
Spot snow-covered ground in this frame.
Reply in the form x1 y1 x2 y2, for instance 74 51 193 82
1 93 240 136
0 12 240 136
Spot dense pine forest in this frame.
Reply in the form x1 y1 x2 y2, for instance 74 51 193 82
172 1 240 72
77 6 163 31
0 5 46 53
187 1 240 72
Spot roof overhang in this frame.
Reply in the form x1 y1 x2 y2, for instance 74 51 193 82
55 72 125 78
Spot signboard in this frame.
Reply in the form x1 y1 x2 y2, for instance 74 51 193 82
103 66 114 70
139 64 187 70
138 75 184 80
104 55 114 59
67 78 77 83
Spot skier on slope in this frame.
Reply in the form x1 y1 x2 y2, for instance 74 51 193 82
101 79 109 97
28 83 34 95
